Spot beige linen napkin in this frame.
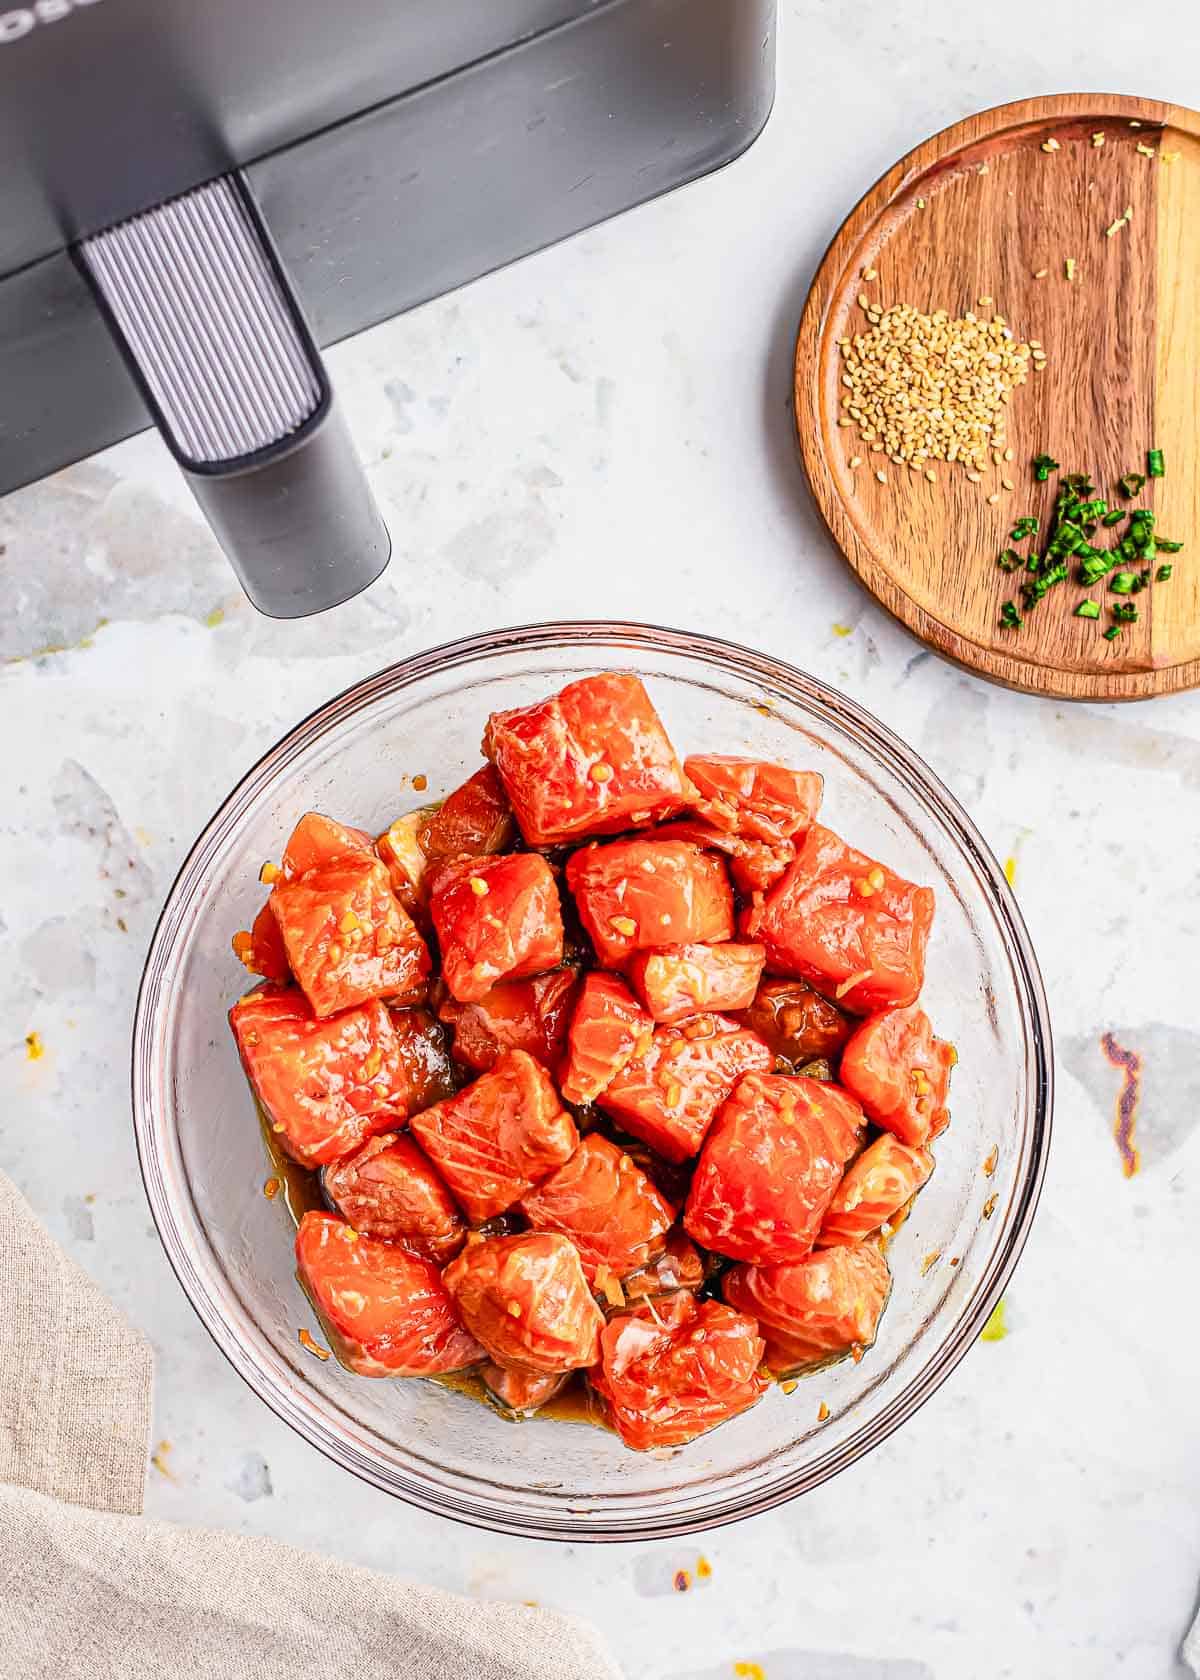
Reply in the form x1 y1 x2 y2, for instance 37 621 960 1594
0 1170 622 1680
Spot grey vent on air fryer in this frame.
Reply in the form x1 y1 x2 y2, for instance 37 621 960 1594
79 177 322 467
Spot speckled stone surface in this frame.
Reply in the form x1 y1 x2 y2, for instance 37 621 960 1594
3 5 1199 1676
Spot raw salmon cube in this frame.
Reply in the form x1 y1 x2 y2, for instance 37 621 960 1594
683 755 822 843
387 1006 458 1111
839 1004 956 1146
229 986 406 1168
281 811 373 879
738 977 853 1067
437 968 579 1074
684 1072 864 1264
591 1291 768 1451
744 823 934 1014
232 900 291 983
322 1132 466 1264
409 1048 577 1222
483 672 689 846
270 854 430 1018
817 1134 933 1247
649 817 795 897
295 1211 482 1377
481 1363 567 1417
443 1231 603 1374
430 852 563 1004
723 1243 892 1375
559 972 654 1106
621 1228 707 1303
520 1134 673 1283
597 1014 772 1162
628 941 765 1024
418 765 515 863
566 838 733 968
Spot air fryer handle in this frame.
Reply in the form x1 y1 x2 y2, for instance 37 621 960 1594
76 174 390 618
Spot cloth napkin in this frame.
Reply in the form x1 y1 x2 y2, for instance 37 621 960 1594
0 1170 622 1680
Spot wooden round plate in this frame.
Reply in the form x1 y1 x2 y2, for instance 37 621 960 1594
795 93 1200 701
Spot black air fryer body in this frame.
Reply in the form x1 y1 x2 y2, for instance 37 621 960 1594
0 0 776 613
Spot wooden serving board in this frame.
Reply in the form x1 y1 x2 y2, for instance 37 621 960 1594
795 93 1200 701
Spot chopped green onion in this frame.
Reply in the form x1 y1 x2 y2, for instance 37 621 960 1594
1021 561 1069 607
1077 499 1108 521
1118 472 1146 498
1000 601 1023 629
1110 571 1138 594
997 549 1022 571
1112 601 1139 623
1102 509 1127 527
1032 453 1059 482
1074 600 1101 619
1155 538 1183 553
1078 556 1112 586
1147 448 1165 478
1063 473 1095 494
1103 625 1122 641
1009 517 1039 541
1156 563 1174 582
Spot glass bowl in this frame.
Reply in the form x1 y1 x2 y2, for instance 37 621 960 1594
132 621 1052 1541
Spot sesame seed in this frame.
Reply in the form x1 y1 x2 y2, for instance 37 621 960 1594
1033 268 1049 278
831 298 1035 481
925 469 936 482
916 197 926 209
1002 477 1014 490
1065 257 1077 281
987 492 1001 504
1040 137 1060 153
468 876 489 897
611 916 637 937
1091 132 1105 146
1136 142 1156 158
862 267 878 280
849 455 862 468
977 163 989 175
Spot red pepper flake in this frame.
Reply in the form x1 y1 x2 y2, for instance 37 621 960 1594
780 1378 798 1395
298 1328 330 1361
817 1402 830 1422
850 1343 864 1363
412 774 428 791
982 1194 998 1219
1101 1031 1142 1177
263 1177 281 1200
673 1569 692 1593
982 1145 999 1177
696 1555 713 1580
949 1255 960 1267
734 1665 766 1680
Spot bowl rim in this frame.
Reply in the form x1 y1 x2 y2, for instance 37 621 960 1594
131 618 1054 1540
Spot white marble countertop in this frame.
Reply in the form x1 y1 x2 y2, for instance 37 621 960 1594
3 3 1200 1676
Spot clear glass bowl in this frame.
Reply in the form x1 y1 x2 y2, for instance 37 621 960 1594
132 622 1052 1540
